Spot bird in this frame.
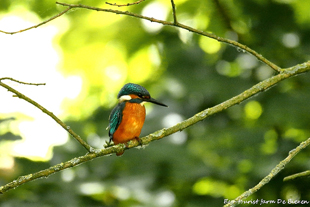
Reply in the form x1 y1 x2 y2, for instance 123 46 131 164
107 83 168 156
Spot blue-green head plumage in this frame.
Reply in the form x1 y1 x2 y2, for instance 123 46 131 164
117 83 150 99
117 83 168 107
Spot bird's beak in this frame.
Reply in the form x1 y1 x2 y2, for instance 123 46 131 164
147 98 168 107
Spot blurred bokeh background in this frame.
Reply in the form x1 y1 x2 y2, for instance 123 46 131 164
1 0 310 206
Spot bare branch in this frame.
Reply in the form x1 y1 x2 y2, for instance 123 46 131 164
0 7 71 35
0 79 92 152
0 77 45 86
1 62 309 194
55 1 281 72
170 0 178 24
106 0 146 7
283 170 310 182
224 136 310 207
0 148 112 194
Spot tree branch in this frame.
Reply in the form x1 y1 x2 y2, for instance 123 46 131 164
224 136 310 207
0 7 71 35
106 0 146 7
54 1 281 72
1 61 309 194
0 78 92 152
0 77 46 86
170 0 178 24
283 170 310 182
0 147 114 194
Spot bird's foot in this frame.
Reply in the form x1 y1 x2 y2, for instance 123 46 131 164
134 137 143 146
114 137 143 156
103 140 114 148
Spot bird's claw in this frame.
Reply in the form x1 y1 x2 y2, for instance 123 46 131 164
134 137 143 146
104 140 114 148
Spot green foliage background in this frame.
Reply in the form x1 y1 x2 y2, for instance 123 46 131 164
1 0 310 206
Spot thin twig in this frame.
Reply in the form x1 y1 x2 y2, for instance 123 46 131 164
106 0 146 7
170 0 178 24
1 62 309 194
0 77 45 86
224 136 310 207
55 1 281 72
283 170 310 182
0 79 92 152
0 7 71 35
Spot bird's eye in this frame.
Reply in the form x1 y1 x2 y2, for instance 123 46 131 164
142 95 150 99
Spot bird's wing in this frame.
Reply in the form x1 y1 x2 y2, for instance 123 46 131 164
108 102 125 142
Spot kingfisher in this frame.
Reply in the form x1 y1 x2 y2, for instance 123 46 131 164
107 83 168 156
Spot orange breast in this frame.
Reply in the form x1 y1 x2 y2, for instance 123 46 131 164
112 102 146 144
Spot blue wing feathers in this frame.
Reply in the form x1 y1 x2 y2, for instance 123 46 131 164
108 102 125 141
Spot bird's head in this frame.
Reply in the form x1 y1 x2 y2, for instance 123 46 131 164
117 83 168 107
